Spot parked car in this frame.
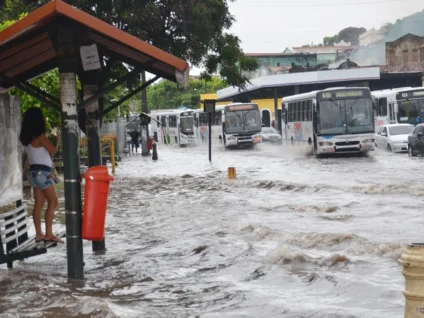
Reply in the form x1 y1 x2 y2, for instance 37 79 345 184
259 127 282 144
408 123 424 157
375 124 413 153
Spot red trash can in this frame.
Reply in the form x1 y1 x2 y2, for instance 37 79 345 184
148 137 153 150
82 166 114 241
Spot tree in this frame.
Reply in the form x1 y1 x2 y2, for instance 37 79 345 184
380 23 393 36
145 76 226 111
337 27 367 46
323 34 339 46
2 0 258 89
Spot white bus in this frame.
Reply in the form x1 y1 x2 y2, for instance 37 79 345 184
153 109 196 146
372 87 424 132
193 103 262 148
281 87 375 155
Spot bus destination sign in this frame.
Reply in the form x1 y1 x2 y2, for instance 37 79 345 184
227 104 258 111
397 90 424 100
318 89 367 100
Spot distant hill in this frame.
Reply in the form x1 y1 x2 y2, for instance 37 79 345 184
386 10 424 41
348 10 424 66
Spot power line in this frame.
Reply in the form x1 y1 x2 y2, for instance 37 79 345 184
239 0 422 7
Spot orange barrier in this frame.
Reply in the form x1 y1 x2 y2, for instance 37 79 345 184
82 166 114 241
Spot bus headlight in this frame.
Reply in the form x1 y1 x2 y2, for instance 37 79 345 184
319 142 333 146
227 136 235 141
362 139 374 143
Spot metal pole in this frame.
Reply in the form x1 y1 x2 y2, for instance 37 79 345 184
110 138 116 174
84 82 106 252
141 71 149 156
208 112 212 162
58 28 84 280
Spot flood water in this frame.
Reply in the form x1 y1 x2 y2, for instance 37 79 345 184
1 142 422 317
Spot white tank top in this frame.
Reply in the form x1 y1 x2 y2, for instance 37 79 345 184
25 144 52 167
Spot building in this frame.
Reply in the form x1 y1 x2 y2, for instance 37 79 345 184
243 53 317 79
386 33 424 65
286 42 355 65
359 28 384 47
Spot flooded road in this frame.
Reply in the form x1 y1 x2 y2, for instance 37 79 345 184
1 143 423 317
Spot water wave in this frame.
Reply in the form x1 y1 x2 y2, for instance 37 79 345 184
285 232 405 259
267 245 351 268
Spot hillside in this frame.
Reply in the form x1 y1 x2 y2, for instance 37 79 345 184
349 10 424 66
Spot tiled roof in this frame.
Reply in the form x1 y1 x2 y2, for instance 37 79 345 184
380 63 424 73
268 66 291 72
245 53 315 57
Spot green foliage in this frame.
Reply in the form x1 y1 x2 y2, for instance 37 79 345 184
10 69 61 131
145 77 226 111
323 35 339 46
337 27 366 46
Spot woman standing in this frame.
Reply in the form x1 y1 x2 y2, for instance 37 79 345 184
19 107 63 243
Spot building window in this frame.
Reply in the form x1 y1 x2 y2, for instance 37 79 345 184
413 49 419 63
388 50 395 65
403 50 409 64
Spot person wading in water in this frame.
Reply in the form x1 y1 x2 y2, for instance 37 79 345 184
19 107 63 243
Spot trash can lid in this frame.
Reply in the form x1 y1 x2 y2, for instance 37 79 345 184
83 165 115 181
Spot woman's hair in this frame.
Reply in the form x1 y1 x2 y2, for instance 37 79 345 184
19 107 46 146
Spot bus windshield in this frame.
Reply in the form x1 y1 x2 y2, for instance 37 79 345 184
318 98 374 135
397 98 424 124
225 110 261 134
180 116 194 133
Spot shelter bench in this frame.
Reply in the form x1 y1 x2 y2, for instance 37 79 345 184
0 200 65 269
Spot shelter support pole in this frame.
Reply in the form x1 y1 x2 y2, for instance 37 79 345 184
58 28 84 280
273 88 279 132
83 72 106 253
141 71 149 156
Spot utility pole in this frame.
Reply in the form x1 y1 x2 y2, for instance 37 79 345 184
141 71 149 156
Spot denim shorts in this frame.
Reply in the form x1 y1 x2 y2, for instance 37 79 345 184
27 170 55 190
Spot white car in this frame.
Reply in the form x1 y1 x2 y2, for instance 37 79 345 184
374 124 414 152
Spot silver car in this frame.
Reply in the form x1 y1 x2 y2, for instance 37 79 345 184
374 124 414 152
259 127 282 144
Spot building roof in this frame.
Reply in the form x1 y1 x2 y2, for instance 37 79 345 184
380 63 424 73
268 66 291 73
292 46 354 54
216 67 380 100
0 0 189 92
386 33 424 45
245 53 315 57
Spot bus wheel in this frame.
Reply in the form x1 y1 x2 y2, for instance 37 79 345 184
308 138 312 145
387 144 392 152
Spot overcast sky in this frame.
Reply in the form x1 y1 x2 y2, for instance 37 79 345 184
188 0 423 75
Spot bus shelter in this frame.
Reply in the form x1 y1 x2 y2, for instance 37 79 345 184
0 0 189 280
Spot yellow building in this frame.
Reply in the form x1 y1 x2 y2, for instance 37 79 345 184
200 93 281 125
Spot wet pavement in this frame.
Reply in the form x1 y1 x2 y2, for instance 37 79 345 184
0 142 422 317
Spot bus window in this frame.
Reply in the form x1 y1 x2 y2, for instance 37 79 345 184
307 100 312 121
194 114 199 127
293 102 298 122
169 115 177 127
288 103 292 122
301 101 306 121
161 116 166 127
214 111 221 126
379 98 387 116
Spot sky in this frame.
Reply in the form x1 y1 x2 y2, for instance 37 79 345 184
188 0 424 75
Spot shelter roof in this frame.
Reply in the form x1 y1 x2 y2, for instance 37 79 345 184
216 67 381 100
0 0 189 92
